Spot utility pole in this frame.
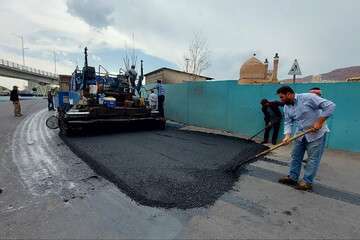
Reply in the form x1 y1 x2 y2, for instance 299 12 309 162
15 35 27 66
20 36 25 66
53 50 57 74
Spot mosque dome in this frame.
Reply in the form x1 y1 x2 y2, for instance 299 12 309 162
240 56 267 80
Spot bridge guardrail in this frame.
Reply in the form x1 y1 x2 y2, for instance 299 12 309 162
0 59 59 79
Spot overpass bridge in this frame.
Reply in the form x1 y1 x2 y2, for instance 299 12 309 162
0 59 60 95
0 59 59 85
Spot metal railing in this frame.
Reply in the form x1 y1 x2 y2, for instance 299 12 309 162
0 59 59 79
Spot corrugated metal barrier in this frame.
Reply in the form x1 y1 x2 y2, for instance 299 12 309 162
153 81 360 152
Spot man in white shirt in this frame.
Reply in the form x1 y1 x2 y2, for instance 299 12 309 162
149 89 158 110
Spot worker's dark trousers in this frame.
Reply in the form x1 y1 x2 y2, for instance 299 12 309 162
13 101 21 117
158 95 165 117
48 100 54 111
264 121 281 145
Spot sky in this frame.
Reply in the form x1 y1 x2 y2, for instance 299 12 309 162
1 0 360 89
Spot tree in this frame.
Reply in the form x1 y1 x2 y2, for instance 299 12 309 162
183 32 211 78
123 33 138 72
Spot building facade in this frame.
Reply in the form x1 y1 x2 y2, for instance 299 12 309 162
347 76 360 82
145 68 213 84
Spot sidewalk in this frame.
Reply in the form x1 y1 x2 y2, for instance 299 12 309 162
180 123 360 194
178 123 360 239
265 144 360 194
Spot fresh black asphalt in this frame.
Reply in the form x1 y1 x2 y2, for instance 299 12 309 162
62 124 268 209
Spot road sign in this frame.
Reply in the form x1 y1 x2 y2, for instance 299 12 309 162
288 59 302 76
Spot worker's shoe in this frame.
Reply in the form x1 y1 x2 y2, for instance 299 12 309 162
278 176 298 186
295 180 313 191
260 140 269 144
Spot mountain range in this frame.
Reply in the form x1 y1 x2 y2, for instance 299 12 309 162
282 66 360 83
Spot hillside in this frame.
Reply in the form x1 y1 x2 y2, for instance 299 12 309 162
283 66 360 83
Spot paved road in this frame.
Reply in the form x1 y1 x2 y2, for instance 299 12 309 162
62 125 267 209
1 100 360 239
0 100 184 239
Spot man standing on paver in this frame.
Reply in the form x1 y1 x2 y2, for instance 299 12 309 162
260 99 284 145
277 86 336 191
155 80 165 118
10 86 22 117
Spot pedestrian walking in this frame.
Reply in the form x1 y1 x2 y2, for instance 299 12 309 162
10 86 22 117
260 99 284 145
276 86 336 191
48 90 55 111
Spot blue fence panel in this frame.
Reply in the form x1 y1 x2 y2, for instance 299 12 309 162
321 83 360 152
165 83 189 124
188 81 232 130
148 81 360 152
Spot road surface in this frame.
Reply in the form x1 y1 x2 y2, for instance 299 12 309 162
61 123 267 209
1 100 360 239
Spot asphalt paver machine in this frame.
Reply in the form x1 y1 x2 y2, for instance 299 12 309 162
47 47 165 136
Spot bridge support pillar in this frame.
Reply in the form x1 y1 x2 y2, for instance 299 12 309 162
28 81 53 96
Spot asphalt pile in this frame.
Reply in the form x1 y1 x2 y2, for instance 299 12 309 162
62 125 267 209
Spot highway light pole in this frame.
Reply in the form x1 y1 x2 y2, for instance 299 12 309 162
15 35 29 66
53 50 57 74
20 35 24 66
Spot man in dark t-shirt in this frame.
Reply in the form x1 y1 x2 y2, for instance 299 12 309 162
10 86 22 117
260 99 284 145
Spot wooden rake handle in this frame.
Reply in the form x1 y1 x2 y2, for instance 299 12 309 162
253 128 315 159
229 128 315 173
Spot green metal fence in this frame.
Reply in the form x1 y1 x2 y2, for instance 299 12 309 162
156 81 360 152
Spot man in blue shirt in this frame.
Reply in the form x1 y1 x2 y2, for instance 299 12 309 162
276 86 336 191
155 80 165 117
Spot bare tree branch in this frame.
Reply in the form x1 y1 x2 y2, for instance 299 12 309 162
123 34 138 71
123 41 131 71
184 32 211 78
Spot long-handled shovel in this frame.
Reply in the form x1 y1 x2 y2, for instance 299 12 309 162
248 122 272 141
228 129 314 173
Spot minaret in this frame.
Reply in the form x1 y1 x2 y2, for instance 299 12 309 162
84 47 88 68
264 58 269 79
271 53 279 82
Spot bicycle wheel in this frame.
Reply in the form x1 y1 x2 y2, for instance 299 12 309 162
46 115 59 129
